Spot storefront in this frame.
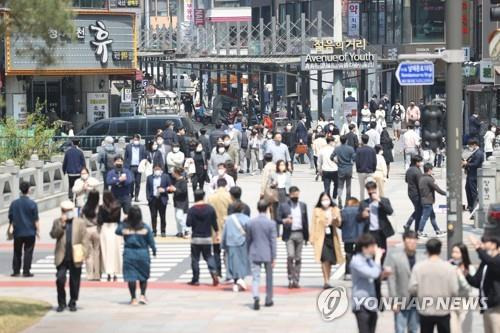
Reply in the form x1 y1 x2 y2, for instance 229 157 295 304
4 11 136 131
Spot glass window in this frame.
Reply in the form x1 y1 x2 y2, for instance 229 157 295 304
73 0 106 8
109 120 127 137
86 120 110 135
127 119 143 137
411 0 445 43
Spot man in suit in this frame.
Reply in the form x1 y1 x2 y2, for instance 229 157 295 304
404 155 423 232
295 114 309 164
50 200 89 312
247 199 277 310
146 164 173 237
462 138 484 212
358 181 394 304
62 139 86 200
355 134 377 201
276 186 309 289
106 156 134 214
384 231 419 333
124 134 147 202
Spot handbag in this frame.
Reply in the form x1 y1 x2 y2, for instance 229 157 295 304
295 144 308 155
72 243 85 264
6 224 14 241
263 187 279 204
184 158 196 175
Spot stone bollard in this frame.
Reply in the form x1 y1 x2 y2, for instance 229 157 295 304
25 154 45 200
3 159 20 199
475 158 497 228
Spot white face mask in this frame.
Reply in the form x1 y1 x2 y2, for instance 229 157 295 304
217 169 225 176
492 127 497 132
152 144 158 150
224 141 231 147
81 174 89 181
154 170 162 177
196 146 203 152
173 147 180 153
157 139 164 145
133 140 140 146
65 210 75 220
321 200 331 208
218 147 225 154
286 125 292 130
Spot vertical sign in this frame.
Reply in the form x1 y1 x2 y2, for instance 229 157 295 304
348 2 360 37
194 9 205 26
87 92 109 123
12 94 27 122
184 0 193 22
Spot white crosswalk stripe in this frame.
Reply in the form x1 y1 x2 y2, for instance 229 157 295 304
175 242 341 283
29 244 190 282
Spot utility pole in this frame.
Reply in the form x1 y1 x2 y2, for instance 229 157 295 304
332 0 343 120
445 0 463 257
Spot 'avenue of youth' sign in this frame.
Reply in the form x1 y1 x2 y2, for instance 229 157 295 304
301 38 376 71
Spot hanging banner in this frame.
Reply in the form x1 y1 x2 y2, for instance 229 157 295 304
184 0 193 22
347 2 360 37
87 92 109 123
194 9 205 26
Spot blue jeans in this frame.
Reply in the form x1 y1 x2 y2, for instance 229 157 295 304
418 204 440 233
395 309 419 333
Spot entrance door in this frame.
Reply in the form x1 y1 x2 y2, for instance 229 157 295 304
29 80 62 121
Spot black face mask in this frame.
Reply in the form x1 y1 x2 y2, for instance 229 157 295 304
290 197 299 203
115 164 123 169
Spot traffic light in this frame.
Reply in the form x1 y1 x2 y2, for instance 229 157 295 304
420 104 445 151
492 0 500 21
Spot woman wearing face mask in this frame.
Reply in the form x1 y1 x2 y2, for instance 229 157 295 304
450 243 476 333
248 128 263 174
269 160 292 204
209 144 231 178
148 141 165 172
484 125 496 159
166 143 185 176
98 190 122 282
310 192 343 289
81 190 101 281
72 167 99 216
190 142 208 192
373 145 388 197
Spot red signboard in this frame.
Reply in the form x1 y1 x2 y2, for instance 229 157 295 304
194 9 205 26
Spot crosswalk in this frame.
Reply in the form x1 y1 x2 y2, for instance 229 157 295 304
176 242 342 283
30 243 190 282
29 242 344 283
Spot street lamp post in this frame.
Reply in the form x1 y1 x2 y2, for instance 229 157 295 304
445 0 464 257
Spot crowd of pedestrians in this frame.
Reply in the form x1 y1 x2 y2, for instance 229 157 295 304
6 104 500 333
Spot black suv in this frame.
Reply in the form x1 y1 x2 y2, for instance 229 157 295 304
62 115 195 152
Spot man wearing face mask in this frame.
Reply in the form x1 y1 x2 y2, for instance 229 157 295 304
50 200 89 312
265 133 291 168
222 134 239 171
209 163 235 192
295 114 309 164
106 156 134 214
462 139 484 213
468 112 482 141
124 134 147 202
146 164 172 237
166 143 185 176
62 139 86 200
282 123 296 167
209 144 232 178
277 186 309 289
360 104 372 134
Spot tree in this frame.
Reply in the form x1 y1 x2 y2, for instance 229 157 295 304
0 0 74 65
